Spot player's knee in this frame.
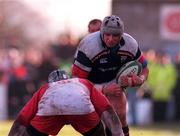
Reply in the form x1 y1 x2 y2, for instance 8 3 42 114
117 105 127 117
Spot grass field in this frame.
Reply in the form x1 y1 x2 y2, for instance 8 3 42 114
1 121 180 136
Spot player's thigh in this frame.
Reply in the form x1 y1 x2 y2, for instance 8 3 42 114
106 92 127 115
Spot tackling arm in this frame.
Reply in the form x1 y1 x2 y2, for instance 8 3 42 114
8 85 48 136
8 120 30 136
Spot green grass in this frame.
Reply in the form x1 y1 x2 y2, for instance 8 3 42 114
1 121 180 136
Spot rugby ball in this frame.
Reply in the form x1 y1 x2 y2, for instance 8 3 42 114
116 60 142 84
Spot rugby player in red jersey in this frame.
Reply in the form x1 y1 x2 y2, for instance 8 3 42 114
8 69 124 136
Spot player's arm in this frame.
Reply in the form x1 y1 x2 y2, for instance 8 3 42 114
8 84 48 136
138 52 149 80
101 107 124 136
8 120 30 136
72 41 92 78
18 84 48 125
72 50 91 78
139 65 149 81
120 51 149 88
94 83 125 95
72 64 89 78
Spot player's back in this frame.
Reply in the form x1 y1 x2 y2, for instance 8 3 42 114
37 78 95 115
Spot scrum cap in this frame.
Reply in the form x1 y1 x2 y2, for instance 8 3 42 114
100 15 124 37
48 69 70 83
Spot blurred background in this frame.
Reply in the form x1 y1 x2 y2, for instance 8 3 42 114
0 0 180 135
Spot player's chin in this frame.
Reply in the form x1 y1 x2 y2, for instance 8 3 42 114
106 43 117 48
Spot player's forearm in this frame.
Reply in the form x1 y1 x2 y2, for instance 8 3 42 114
140 67 149 80
94 83 124 95
8 120 29 136
101 107 124 136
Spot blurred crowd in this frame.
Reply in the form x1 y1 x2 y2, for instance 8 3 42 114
127 49 180 125
0 34 77 119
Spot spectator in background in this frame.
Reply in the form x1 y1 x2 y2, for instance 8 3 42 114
88 19 102 33
127 50 153 125
127 49 155 125
173 52 180 121
147 51 177 122
8 69 124 136
37 46 59 86
72 15 149 136
7 48 28 119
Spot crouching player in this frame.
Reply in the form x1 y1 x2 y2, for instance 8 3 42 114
8 69 124 136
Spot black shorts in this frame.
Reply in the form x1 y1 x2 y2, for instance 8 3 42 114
83 121 107 136
26 125 48 136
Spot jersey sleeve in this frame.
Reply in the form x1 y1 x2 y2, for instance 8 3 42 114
90 86 111 116
72 64 89 78
72 39 93 78
137 51 148 69
17 84 48 126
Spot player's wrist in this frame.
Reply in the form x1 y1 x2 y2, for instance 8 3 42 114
139 75 146 81
131 75 146 87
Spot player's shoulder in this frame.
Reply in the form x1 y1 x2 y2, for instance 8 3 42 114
75 31 103 59
78 31 102 52
35 83 49 98
123 33 138 47
78 78 94 88
121 33 140 55
39 83 49 91
67 77 93 87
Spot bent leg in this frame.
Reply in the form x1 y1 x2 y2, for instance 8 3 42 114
106 92 127 125
106 91 129 136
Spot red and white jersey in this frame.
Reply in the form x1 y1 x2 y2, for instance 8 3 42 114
38 78 96 115
18 78 110 126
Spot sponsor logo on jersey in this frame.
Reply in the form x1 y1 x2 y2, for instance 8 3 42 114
99 58 108 64
99 67 118 72
120 56 128 62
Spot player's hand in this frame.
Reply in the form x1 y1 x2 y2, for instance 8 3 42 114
102 83 124 95
120 74 146 88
